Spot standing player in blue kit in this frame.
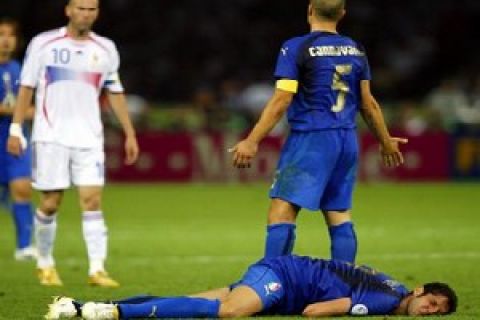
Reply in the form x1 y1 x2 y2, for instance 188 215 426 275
0 17 36 261
230 0 408 262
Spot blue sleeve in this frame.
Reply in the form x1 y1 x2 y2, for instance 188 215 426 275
273 39 302 80
350 290 399 315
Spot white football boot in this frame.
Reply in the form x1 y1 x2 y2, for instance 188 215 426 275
82 302 119 320
45 296 77 319
14 246 38 261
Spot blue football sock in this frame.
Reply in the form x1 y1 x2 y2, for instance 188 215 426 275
328 222 357 263
12 202 33 249
112 295 158 304
264 223 296 258
118 297 220 319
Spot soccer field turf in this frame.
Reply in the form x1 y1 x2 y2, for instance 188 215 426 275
0 182 478 319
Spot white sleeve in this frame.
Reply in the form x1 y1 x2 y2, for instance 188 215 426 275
20 37 42 88
104 42 124 93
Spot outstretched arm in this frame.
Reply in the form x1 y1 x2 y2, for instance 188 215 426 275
302 298 352 317
359 80 408 168
230 88 293 168
107 92 139 165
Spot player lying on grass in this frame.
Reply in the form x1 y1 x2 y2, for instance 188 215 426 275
45 255 457 319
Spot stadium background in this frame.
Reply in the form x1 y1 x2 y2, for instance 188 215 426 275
2 0 480 183
0 1 479 319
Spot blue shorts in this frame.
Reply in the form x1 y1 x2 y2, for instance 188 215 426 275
269 129 358 211
0 142 32 185
230 265 285 313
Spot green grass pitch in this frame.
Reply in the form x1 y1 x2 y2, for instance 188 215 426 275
0 182 478 319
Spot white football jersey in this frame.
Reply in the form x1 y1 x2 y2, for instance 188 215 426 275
21 27 124 148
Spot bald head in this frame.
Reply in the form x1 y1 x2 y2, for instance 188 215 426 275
67 0 99 7
310 0 345 22
65 0 99 37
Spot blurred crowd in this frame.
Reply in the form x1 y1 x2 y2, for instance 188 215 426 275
3 0 480 134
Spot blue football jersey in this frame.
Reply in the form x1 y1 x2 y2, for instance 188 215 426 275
257 255 409 315
0 60 21 138
0 60 30 185
274 31 370 131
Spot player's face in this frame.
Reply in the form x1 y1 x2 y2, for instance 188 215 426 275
66 0 99 33
407 292 450 316
0 24 17 57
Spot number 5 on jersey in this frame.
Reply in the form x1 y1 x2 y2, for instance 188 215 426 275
331 64 352 113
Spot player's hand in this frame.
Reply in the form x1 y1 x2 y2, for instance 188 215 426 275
124 135 139 165
380 137 408 168
228 139 258 168
7 123 27 156
7 136 23 156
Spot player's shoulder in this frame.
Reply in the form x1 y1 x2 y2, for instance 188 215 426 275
89 32 118 53
337 34 367 53
32 27 66 44
281 33 315 48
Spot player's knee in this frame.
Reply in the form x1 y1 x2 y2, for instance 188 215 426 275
80 195 101 211
268 210 297 224
218 302 249 318
268 199 299 224
10 185 32 202
40 198 61 214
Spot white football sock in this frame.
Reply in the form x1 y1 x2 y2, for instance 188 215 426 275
82 211 108 275
35 209 57 269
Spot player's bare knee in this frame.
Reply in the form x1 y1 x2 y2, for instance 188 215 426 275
10 185 32 202
40 192 63 214
80 194 101 211
218 303 249 318
40 199 61 215
268 199 299 224
324 210 352 226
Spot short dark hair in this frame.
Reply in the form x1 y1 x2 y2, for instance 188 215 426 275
423 282 458 314
310 0 346 21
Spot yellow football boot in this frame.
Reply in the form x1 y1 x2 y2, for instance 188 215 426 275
38 267 63 286
88 271 120 288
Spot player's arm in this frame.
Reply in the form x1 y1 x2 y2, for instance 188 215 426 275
106 91 139 165
229 87 293 168
7 85 34 156
0 102 35 119
302 298 352 317
359 80 408 168
0 104 11 115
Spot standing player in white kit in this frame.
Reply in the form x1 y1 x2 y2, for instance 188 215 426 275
7 0 139 287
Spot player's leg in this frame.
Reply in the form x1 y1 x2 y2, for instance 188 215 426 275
265 198 299 257
72 146 118 287
268 131 338 257
32 142 70 285
35 190 64 285
77 185 119 287
323 210 356 262
5 143 35 260
189 287 231 300
320 129 359 263
9 178 35 260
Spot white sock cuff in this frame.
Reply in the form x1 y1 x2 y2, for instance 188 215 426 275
82 211 104 221
35 210 57 224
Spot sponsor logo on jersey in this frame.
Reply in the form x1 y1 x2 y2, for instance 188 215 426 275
264 282 282 295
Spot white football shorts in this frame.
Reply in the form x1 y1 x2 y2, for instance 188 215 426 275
32 142 105 190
